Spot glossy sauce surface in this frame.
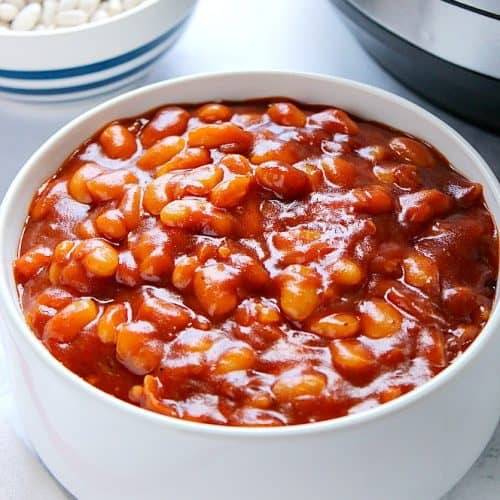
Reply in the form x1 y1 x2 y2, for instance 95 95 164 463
15 100 498 426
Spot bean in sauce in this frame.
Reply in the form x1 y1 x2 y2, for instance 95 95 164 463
14 100 498 426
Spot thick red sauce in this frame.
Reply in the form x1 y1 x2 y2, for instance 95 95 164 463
14 100 498 426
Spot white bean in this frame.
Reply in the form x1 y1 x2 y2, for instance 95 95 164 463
106 0 122 16
90 7 107 20
54 7 87 26
0 3 19 22
41 0 56 25
58 0 77 11
5 0 26 9
11 2 41 30
123 0 139 9
78 0 98 15
90 7 108 21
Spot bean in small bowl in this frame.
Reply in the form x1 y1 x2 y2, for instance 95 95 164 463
0 0 197 101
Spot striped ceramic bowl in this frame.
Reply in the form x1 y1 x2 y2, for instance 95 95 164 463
0 0 197 102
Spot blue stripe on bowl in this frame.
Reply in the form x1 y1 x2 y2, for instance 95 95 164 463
0 14 190 80
0 49 167 96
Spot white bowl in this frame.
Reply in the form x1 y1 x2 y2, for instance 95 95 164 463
0 0 197 101
0 71 499 500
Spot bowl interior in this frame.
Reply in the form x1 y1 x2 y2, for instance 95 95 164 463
1 71 499 433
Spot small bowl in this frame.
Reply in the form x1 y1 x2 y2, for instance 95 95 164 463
0 0 197 101
0 72 499 500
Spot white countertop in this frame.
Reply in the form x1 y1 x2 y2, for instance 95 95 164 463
0 0 499 498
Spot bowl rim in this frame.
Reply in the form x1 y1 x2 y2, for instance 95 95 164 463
1 70 499 437
0 0 160 38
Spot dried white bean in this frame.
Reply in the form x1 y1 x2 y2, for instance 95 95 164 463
54 8 87 26
123 0 140 9
11 2 41 30
78 0 98 15
41 0 57 25
0 4 19 22
58 0 77 11
106 0 122 16
5 0 26 9
90 7 107 21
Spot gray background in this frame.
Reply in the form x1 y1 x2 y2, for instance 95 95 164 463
0 0 498 498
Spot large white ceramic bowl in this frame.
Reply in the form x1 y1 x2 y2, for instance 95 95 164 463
0 72 498 500
0 0 197 101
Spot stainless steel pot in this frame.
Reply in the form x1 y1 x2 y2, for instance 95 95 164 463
330 0 500 132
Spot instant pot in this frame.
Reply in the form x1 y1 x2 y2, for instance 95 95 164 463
330 0 500 132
